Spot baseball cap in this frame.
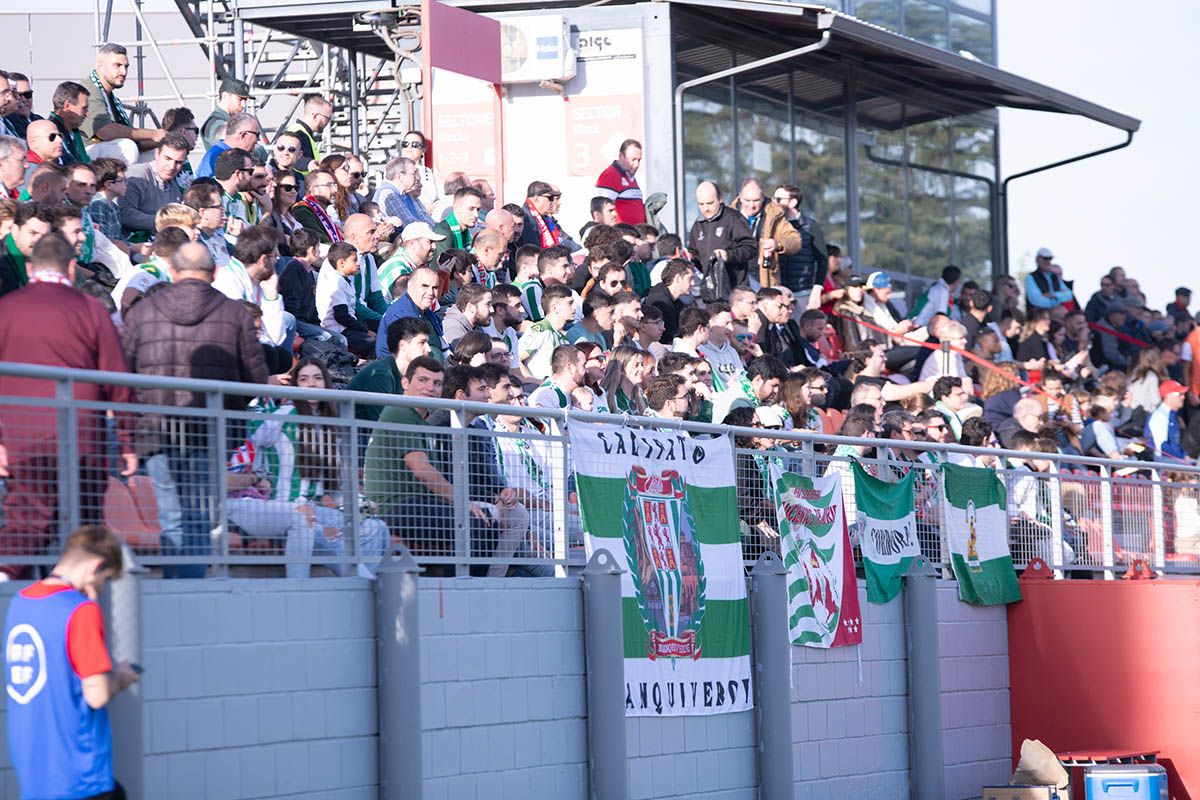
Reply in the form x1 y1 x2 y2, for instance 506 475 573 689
1177 286 1192 296
1036 247 1054 259
755 405 788 429
219 78 251 98
401 221 446 242
847 275 867 288
866 271 891 290
1161 380 1187 399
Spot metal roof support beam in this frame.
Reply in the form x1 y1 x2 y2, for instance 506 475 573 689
843 61 860 271
673 14 833 233
998 130 1135 274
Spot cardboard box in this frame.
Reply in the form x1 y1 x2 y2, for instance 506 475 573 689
982 786 1064 800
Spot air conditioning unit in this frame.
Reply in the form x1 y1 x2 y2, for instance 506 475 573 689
500 16 577 84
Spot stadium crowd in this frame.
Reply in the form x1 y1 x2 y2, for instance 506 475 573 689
0 46 1197 579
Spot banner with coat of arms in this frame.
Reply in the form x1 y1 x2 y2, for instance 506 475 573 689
774 470 863 649
570 422 752 716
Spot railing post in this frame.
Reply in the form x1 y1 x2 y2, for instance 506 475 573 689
550 416 570 578
207 392 229 578
1099 466 1115 580
375 545 423 800
1150 469 1166 575
449 410 471 575
56 378 81 543
581 549 629 800
750 552 794 798
1048 465 1065 579
104 547 145 798
904 556 946 800
339 399 360 568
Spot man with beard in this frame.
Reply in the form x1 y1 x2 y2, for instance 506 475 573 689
215 225 291 356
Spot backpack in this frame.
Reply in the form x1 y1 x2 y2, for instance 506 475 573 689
699 256 730 304
299 338 360 387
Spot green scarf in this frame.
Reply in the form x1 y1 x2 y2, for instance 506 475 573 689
88 69 131 129
50 114 90 164
445 210 469 250
4 234 28 287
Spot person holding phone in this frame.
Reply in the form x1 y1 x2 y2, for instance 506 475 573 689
4 525 141 800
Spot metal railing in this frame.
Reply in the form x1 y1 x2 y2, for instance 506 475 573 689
1 361 1198 580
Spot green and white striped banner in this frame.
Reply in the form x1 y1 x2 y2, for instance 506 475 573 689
571 422 752 716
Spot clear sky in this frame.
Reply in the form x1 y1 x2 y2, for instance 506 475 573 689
997 0 1199 312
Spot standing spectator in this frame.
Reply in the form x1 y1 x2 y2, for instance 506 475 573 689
1147 380 1188 462
25 120 66 172
594 138 645 225
378 221 444 300
1167 287 1192 324
83 43 166 164
119 133 189 238
0 202 54 297
196 112 260 179
643 259 694 343
738 179 798 292
397 130 440 211
288 94 332 173
292 169 342 243
911 265 962 327
122 242 268 577
1024 247 1074 311
374 154 433 227
432 186 483 256
0 134 27 199
688 180 756 288
316 241 376 358
4 71 41 139
768 184 828 304
183 182 233 268
346 317 432 420
0 233 136 576
375 265 445 360
200 77 251 150
3 526 141 799
580 196 617 240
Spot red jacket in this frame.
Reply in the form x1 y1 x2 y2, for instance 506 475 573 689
595 161 646 225
0 281 134 456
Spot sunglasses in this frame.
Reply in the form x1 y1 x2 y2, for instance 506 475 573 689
182 125 200 134
16 90 33 100
401 140 425 148
279 183 298 191
540 192 562 199
276 145 298 153
47 133 60 141
344 170 364 179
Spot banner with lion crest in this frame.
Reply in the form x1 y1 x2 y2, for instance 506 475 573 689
774 470 863 649
570 422 752 717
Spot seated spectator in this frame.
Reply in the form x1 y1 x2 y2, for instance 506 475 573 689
183 182 232 269
4 71 40 140
470 230 506 289
580 196 618 240
316 241 375 359
712 354 787 425
376 265 445 361
24 163 67 204
645 374 690 420
278 228 340 348
347 317 432 420
1128 346 1169 413
292 169 342 243
0 134 27 199
46 81 91 167
644 259 694 344
919 320 971 384
374 154 433 228
213 148 253 233
226 357 385 578
159 107 199 190
378 221 444 301
528 343 586 410
433 186 483 256
216 225 292 350
321 153 367 220
1085 272 1120 323
442 282 492 348
395 131 439 210
995 397 1045 450
518 244 571 323
120 134 190 238
200 78 250 150
1147 380 1188 462
1024 247 1074 312
268 131 306 190
110 225 188 319
567 290 615 348
595 345 648 414
1081 393 1129 460
264 170 303 242
518 284 575 381
87 157 135 256
482 283 523 370
338 213 388 331
25 120 65 173
446 330 493 368
931 376 969 441
1091 300 1132 372
83 44 167 164
197 112 261 179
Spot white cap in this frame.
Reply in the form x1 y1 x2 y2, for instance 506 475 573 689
755 405 787 429
401 221 446 242
1036 247 1054 259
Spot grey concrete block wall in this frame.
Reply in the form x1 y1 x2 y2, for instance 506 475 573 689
139 579 379 800
937 583 1013 800
791 586 911 800
419 578 588 800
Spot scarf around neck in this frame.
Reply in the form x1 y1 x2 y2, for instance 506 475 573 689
88 69 131 128
299 196 342 242
526 200 561 248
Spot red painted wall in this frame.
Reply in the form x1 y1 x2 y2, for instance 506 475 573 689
1008 579 1200 799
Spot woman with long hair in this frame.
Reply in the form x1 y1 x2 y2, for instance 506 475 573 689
1015 308 1052 363
264 170 303 243
225 357 385 578
318 154 364 221
1128 346 1169 412
447 330 493 367
596 345 647 414
981 362 1024 429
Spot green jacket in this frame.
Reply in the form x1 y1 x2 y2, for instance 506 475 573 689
346 357 403 421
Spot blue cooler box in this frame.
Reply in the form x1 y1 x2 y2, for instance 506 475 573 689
1085 764 1167 800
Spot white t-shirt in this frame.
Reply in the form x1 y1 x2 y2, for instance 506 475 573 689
316 261 357 333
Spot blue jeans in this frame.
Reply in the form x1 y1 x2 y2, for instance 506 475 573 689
145 445 212 579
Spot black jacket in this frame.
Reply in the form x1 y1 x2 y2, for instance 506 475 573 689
687 204 757 287
644 283 684 344
756 310 805 367
279 257 320 325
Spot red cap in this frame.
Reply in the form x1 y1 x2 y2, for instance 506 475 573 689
1160 380 1187 399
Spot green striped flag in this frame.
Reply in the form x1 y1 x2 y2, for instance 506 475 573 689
571 422 752 716
774 470 862 649
941 463 1022 605
853 462 920 604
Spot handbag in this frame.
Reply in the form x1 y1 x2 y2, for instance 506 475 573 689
699 256 730 304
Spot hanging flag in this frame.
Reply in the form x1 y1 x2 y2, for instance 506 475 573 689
853 462 921 604
941 462 1022 605
774 469 862 648
570 422 752 716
